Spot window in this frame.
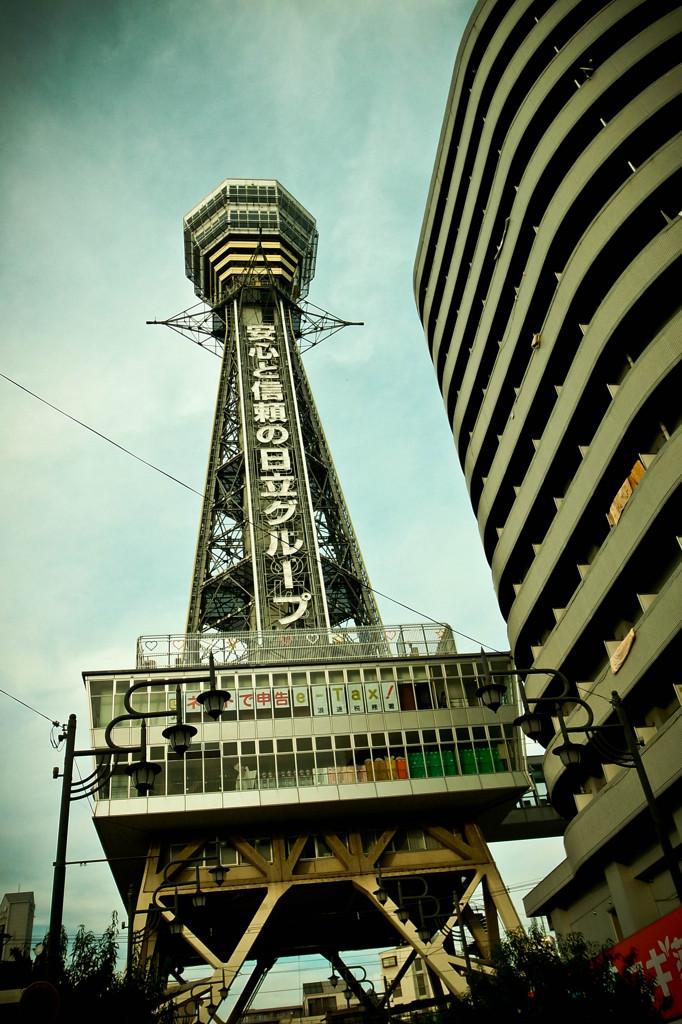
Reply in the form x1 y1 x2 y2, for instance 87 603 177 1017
382 955 398 968
90 679 113 727
308 996 337 1014
286 834 334 860
252 838 273 861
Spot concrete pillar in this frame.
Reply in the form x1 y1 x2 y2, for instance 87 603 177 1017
604 860 658 938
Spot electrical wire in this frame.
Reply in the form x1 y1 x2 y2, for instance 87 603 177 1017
359 584 500 649
0 686 59 725
575 684 616 705
74 759 95 813
0 372 203 497
1 690 95 809
0 691 99 810
242 509 500 647
2 371 505 653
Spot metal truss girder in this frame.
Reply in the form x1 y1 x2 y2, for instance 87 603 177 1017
147 303 226 357
294 300 363 354
153 260 378 635
128 821 522 1022
285 343 380 628
148 298 361 358
224 956 275 1024
184 278 380 634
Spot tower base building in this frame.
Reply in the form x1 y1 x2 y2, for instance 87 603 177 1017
86 637 526 1018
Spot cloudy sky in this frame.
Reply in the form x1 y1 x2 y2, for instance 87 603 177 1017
0 0 563 994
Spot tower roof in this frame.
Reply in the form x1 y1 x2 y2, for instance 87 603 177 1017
1 891 35 905
183 178 318 303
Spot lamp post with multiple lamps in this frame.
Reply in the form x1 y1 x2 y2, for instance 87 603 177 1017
328 963 377 1010
372 865 431 937
372 868 472 1004
474 662 682 905
150 844 231 930
47 655 230 984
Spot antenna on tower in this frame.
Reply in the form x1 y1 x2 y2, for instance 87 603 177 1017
147 299 363 356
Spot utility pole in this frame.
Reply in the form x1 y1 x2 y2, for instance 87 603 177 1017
47 714 76 983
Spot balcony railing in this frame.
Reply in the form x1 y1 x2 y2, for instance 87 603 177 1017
136 623 457 670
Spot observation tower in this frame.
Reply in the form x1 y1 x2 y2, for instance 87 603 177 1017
83 180 532 1022
181 179 380 637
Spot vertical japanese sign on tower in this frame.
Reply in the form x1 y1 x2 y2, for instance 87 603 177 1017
239 308 326 631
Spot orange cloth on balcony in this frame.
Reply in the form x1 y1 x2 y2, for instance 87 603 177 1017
610 628 636 674
608 460 646 525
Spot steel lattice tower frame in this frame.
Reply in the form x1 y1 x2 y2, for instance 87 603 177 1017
182 179 380 636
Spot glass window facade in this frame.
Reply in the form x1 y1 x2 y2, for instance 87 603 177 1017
87 653 520 802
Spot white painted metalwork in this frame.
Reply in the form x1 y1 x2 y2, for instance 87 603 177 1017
137 622 458 669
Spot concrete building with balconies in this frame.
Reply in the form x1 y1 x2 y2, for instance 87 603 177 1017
414 0 682 947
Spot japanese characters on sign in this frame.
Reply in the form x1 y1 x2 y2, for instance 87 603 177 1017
609 906 682 1020
177 681 400 717
245 322 312 627
170 693 236 715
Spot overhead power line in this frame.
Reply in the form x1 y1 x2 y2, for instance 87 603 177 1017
0 372 203 497
0 686 59 725
1 371 504 652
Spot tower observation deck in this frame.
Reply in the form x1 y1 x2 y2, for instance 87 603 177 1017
83 179 533 1022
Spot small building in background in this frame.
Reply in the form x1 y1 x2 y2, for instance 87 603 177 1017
239 1006 303 1024
0 893 34 962
379 946 434 1006
302 979 358 1018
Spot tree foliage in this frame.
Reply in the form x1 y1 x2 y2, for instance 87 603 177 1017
438 926 667 1023
34 914 177 1024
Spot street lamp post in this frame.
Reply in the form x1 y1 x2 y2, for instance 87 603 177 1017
47 714 76 984
327 959 378 1010
149 847 229 937
46 656 231 983
475 666 682 904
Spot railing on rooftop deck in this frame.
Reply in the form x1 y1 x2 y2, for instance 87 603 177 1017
136 624 458 670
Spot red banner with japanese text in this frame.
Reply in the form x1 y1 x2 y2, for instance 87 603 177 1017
609 906 682 1019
